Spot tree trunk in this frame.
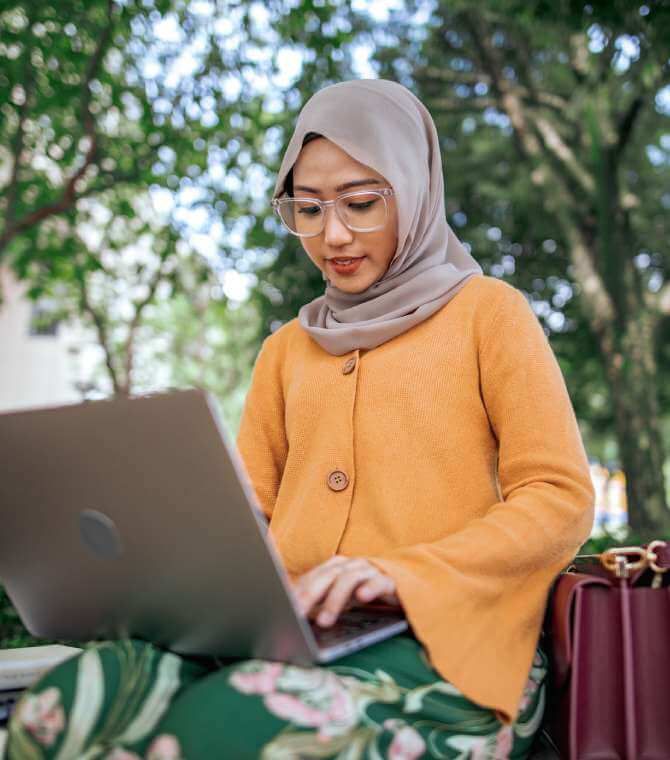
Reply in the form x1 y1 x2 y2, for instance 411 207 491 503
600 313 670 537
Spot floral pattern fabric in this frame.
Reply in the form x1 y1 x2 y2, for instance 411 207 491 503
5 636 546 760
226 648 546 759
6 641 192 760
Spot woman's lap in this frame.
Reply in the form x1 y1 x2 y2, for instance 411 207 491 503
7 634 546 759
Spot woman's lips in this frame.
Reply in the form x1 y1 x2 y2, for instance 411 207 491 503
327 257 365 275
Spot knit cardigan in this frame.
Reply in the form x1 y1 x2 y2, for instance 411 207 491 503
235 274 595 722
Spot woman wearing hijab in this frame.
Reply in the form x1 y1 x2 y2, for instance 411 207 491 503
7 80 594 759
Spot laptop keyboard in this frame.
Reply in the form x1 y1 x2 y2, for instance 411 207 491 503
309 607 405 648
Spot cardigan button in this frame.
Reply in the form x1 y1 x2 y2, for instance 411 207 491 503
342 357 357 375
327 470 349 491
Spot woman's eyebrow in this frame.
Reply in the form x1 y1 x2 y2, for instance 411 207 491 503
294 178 382 194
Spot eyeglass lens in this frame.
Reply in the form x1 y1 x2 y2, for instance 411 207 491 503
277 192 387 235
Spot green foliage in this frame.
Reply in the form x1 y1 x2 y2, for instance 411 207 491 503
0 0 374 391
369 2 670 492
0 587 99 649
579 524 664 552
0 586 35 648
138 290 263 434
2 0 669 529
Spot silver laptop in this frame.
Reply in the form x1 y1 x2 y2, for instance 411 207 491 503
0 389 408 664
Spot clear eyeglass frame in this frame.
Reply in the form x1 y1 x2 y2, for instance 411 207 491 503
271 187 395 238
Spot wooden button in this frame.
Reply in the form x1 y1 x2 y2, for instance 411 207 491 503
342 357 357 375
327 470 349 491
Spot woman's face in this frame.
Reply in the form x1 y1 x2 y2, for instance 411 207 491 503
291 137 399 294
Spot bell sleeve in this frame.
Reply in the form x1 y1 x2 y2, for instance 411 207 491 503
235 334 288 522
367 284 595 723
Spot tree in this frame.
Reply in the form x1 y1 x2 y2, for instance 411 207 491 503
0 0 220 394
140 291 262 433
38 190 215 397
7 0 667 533
1 0 371 396
364 0 670 536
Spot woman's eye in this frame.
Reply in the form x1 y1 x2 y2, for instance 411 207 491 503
348 200 376 212
297 205 321 216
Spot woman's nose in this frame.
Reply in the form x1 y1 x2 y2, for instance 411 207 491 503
323 206 354 246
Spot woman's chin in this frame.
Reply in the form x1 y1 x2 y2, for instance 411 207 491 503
330 277 374 294
325 266 381 294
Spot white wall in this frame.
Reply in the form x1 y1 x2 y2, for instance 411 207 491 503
0 266 82 412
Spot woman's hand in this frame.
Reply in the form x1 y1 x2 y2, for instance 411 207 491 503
290 555 401 627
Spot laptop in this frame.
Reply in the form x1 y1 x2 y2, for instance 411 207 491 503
0 389 408 665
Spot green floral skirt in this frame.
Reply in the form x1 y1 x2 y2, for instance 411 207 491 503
6 633 546 759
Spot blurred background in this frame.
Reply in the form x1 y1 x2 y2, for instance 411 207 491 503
1 0 669 548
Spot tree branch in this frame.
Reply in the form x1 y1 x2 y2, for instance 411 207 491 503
568 32 590 84
4 56 34 234
533 115 596 194
563 221 617 336
461 11 542 159
536 175 615 337
461 11 597 201
0 147 96 252
613 95 644 161
417 66 488 86
0 0 116 256
430 96 498 112
123 247 172 390
417 65 568 111
77 272 121 394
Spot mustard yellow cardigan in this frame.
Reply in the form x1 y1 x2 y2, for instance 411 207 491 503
236 274 594 722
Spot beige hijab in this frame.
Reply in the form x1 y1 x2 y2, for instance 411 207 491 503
272 79 482 356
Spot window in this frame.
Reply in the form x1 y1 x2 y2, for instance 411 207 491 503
28 300 61 337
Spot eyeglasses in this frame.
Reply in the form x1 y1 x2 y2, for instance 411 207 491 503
271 188 395 238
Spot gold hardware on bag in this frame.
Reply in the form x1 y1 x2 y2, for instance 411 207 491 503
570 541 668 583
600 546 648 579
593 542 668 583
647 540 668 589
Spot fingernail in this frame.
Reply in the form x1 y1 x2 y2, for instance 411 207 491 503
318 611 333 626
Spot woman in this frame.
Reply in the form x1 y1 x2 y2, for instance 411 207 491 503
6 79 594 759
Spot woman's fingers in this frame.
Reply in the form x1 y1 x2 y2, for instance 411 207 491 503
355 575 396 604
315 566 380 626
292 556 354 616
291 556 400 625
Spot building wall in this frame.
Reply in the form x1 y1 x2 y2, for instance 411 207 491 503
0 266 81 412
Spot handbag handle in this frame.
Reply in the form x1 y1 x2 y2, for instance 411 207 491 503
574 539 668 580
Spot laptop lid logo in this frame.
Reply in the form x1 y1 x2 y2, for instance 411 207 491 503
79 509 124 559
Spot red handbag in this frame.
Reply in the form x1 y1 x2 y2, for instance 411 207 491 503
543 540 670 760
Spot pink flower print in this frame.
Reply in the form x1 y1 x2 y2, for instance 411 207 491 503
388 725 426 759
229 661 283 695
468 737 491 760
518 674 541 713
533 652 543 667
264 692 330 726
16 687 65 747
264 676 357 741
105 750 141 760
146 734 182 760
494 725 514 759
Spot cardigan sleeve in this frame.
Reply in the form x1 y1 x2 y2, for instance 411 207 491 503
235 334 288 521
366 284 595 723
